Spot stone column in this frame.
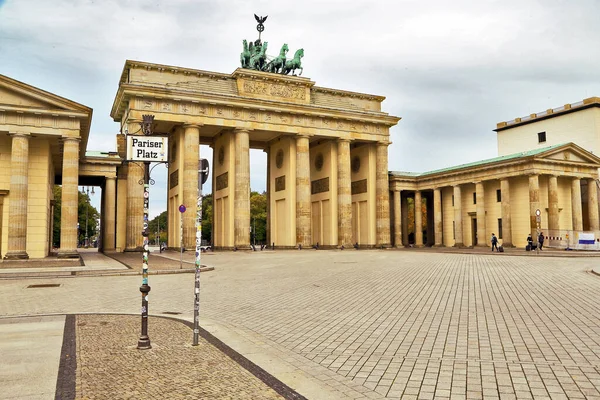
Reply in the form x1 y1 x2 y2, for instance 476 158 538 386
57 137 80 258
433 188 443 246
126 120 144 251
500 179 513 247
414 190 423 247
376 142 391 247
296 135 311 247
529 174 540 236
571 178 583 231
588 178 599 231
337 139 352 247
183 124 200 249
103 176 117 251
393 190 403 248
5 133 30 259
401 195 408 246
265 147 271 246
234 128 251 247
548 175 559 232
453 185 463 247
475 182 486 246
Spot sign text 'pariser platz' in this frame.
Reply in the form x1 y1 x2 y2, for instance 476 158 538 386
126 136 169 162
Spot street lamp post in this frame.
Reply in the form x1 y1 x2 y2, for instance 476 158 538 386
80 186 95 248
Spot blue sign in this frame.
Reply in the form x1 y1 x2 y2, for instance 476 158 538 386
179 204 186 213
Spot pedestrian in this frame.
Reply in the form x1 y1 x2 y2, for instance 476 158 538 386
491 233 498 251
538 232 544 250
527 234 533 251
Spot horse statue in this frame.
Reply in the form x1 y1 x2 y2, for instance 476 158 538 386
264 43 288 73
281 48 304 76
240 39 251 68
249 41 268 71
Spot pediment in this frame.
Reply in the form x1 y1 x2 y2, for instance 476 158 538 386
0 74 90 114
537 143 600 165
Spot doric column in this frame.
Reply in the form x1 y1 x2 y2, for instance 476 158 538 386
57 137 80 258
453 185 463 247
548 175 559 232
571 178 583 231
234 128 251 248
401 194 408 246
475 182 486 246
265 147 271 246
5 133 30 259
433 188 442 246
183 124 200 249
500 179 513 247
126 120 144 251
376 142 391 247
103 176 117 251
529 174 540 236
393 189 403 248
296 135 311 247
414 190 423 247
588 178 599 231
337 139 352 247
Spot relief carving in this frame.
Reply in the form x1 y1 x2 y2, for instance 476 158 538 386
243 80 306 100
143 100 153 109
311 177 329 195
169 170 179 189
181 104 190 113
162 102 172 112
275 175 286 192
216 172 229 191
351 179 367 195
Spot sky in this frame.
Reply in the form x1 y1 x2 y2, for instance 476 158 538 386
2 0 600 218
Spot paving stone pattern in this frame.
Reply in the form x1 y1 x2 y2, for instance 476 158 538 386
74 314 284 399
2 251 600 399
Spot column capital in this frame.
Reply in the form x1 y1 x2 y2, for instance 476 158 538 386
296 134 312 140
377 141 391 147
338 138 353 143
61 136 81 143
105 175 117 181
234 127 253 134
8 132 30 139
183 123 203 129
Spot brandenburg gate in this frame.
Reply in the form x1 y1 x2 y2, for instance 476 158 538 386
110 60 400 251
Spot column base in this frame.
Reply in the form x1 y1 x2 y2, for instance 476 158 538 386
4 251 29 260
124 247 144 252
433 244 444 247
57 250 78 259
454 243 465 248
394 245 405 249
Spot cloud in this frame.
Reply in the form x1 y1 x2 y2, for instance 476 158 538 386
3 0 600 216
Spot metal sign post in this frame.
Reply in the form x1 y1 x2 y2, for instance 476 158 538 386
193 158 209 346
179 204 186 269
535 209 541 255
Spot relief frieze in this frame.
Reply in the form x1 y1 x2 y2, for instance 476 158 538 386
311 177 329 195
242 80 306 100
351 179 368 195
275 175 286 192
216 172 229 191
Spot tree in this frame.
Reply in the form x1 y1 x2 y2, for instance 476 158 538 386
250 191 267 245
52 186 100 248
148 211 168 245
201 194 212 243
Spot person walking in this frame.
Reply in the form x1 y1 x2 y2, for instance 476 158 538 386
538 232 545 250
491 233 498 252
527 234 534 251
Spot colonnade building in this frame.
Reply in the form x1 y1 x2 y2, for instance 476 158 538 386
0 63 599 259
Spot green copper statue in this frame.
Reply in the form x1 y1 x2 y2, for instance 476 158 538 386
281 48 304 76
239 15 305 75
265 43 288 74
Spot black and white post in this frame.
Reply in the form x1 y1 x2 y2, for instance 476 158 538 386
193 158 209 346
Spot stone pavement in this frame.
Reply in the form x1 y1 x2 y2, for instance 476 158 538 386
0 315 65 400
1 250 600 399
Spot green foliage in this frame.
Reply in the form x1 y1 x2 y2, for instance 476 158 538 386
52 185 100 248
201 194 212 243
148 211 168 245
250 191 267 244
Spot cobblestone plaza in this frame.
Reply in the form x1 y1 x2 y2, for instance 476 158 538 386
2 250 600 399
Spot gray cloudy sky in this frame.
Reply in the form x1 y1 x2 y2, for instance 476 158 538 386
2 0 600 218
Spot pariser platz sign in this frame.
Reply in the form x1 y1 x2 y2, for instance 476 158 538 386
126 135 168 162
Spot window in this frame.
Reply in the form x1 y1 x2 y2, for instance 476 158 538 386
473 192 477 204
498 219 503 239
538 131 546 143
496 189 501 202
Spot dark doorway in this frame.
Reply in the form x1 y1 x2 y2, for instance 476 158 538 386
472 218 478 246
